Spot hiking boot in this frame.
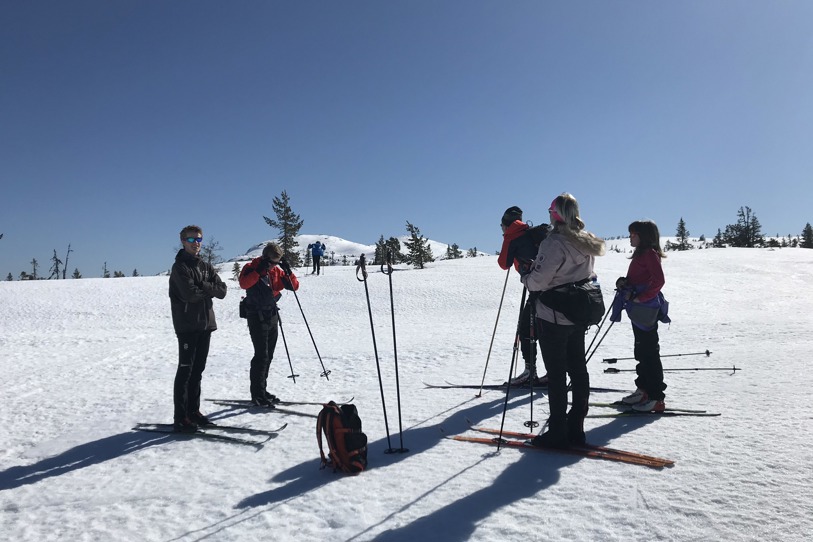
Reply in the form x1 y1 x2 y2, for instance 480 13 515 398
509 369 536 386
531 429 569 449
190 411 213 426
173 418 198 433
632 399 666 413
621 388 647 405
264 391 281 404
251 395 273 407
534 374 550 387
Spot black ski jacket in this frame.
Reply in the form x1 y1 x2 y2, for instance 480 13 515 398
169 249 227 333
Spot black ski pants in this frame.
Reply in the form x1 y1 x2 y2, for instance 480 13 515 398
173 330 211 421
312 255 321 275
247 313 279 398
518 300 539 373
538 320 589 436
632 323 667 401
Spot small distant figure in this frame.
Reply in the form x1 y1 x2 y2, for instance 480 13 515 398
238 242 300 406
168 225 227 432
308 241 326 275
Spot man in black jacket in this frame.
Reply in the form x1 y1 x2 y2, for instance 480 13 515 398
169 225 227 432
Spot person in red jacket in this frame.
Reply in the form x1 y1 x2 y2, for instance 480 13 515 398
498 206 548 386
617 220 668 412
239 242 300 406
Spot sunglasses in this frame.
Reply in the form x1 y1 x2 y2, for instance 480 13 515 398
185 237 203 243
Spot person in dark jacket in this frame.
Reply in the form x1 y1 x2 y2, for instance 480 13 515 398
169 225 227 432
498 206 549 387
239 242 300 406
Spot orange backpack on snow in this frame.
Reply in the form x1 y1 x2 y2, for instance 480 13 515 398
316 401 368 474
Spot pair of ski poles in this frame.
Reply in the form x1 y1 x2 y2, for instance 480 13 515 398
356 251 408 454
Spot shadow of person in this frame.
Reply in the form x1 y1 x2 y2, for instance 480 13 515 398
0 431 171 491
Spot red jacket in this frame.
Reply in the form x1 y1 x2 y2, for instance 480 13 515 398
626 249 665 302
498 221 530 271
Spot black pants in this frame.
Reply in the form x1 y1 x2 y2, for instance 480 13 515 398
538 320 589 435
632 323 667 400
247 313 279 398
518 301 539 372
312 256 321 274
174 331 211 421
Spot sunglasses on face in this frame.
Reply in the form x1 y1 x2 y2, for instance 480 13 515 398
185 237 203 243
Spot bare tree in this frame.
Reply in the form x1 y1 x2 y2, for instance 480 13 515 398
49 250 63 279
62 244 73 279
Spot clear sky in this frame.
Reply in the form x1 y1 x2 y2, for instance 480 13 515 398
2 1 812 277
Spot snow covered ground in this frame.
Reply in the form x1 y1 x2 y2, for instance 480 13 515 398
2 246 812 541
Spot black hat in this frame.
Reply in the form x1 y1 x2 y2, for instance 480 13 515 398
501 206 523 227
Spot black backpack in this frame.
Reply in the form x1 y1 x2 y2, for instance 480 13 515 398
317 401 368 474
509 223 550 269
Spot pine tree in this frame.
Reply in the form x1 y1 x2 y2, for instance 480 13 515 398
403 221 434 269
373 235 386 265
263 190 303 266
113 270 125 278
72 268 82 279
445 243 463 259
132 269 140 277
723 206 764 247
31 258 39 279
384 237 404 263
232 262 241 281
19 271 29 280
467 247 479 257
200 237 224 266
801 223 813 249
103 262 110 278
675 218 693 251
6 272 12 281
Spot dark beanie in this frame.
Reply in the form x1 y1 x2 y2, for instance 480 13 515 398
501 206 523 227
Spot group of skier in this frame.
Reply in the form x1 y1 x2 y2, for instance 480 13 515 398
167 197 668 446
168 226 300 432
499 194 668 448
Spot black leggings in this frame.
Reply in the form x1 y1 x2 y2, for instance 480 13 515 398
174 331 211 421
248 314 279 397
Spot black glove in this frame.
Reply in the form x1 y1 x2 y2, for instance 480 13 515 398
257 258 271 273
282 277 294 291
279 257 293 276
615 276 627 290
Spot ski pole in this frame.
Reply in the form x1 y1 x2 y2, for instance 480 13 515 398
356 254 393 451
604 365 739 374
288 281 331 380
477 268 511 397
585 294 615 359
602 350 712 364
381 250 408 453
585 320 615 364
276 313 299 383
496 287 528 451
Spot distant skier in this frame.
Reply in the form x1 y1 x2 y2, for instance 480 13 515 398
614 220 670 413
168 225 227 432
239 242 300 406
308 241 326 275
498 206 548 387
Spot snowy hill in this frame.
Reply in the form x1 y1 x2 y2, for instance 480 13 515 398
2 247 813 541
230 234 489 263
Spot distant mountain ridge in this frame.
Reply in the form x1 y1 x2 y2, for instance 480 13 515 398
229 234 490 263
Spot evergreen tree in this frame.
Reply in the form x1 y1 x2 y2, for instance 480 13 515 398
675 218 693 251
403 221 434 269
263 190 303 266
723 206 764 247
200 236 224 266
31 258 39 279
49 250 63 279
232 262 242 281
445 243 463 259
113 270 125 278
303 249 312 269
467 247 479 257
103 262 110 278
132 269 140 277
713 228 725 248
373 235 386 265
72 268 82 279
19 271 29 280
6 272 12 281
801 223 813 249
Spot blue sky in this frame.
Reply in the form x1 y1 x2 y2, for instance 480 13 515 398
2 1 812 277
